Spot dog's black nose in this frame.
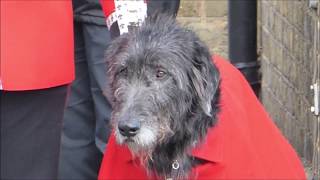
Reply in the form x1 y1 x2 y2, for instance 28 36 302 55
118 120 140 137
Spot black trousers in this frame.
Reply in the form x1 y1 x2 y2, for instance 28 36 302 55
0 85 68 180
58 22 112 180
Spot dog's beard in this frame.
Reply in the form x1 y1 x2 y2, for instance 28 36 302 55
114 113 174 152
114 119 174 160
114 126 158 168
115 126 158 154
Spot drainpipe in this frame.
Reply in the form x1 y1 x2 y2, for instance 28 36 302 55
228 0 260 96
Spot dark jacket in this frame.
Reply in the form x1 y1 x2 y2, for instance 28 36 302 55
72 0 106 26
73 0 180 26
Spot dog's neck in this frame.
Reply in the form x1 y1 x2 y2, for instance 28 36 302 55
146 91 220 179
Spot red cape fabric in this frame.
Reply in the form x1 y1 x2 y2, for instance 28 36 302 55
98 55 306 179
100 0 115 18
1 1 74 90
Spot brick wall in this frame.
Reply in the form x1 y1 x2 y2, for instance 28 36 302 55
177 0 228 58
177 0 320 177
258 0 320 177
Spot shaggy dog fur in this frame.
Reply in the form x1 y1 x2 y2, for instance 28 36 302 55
104 14 220 179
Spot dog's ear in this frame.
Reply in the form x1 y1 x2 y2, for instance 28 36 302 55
103 34 130 106
190 40 220 116
105 34 130 72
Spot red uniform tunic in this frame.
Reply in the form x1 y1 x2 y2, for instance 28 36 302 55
98 55 306 179
1 1 74 90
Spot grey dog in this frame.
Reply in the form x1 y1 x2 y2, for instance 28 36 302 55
104 14 220 178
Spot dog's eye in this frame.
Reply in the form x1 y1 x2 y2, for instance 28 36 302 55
156 69 167 79
118 67 128 77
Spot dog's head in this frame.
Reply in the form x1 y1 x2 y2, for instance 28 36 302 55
104 15 220 157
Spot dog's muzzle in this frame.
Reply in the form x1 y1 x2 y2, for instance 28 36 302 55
118 119 141 137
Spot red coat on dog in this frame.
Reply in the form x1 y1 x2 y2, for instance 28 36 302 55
98 56 306 179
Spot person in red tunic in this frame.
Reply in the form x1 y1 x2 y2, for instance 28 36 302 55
98 56 306 179
0 1 74 179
